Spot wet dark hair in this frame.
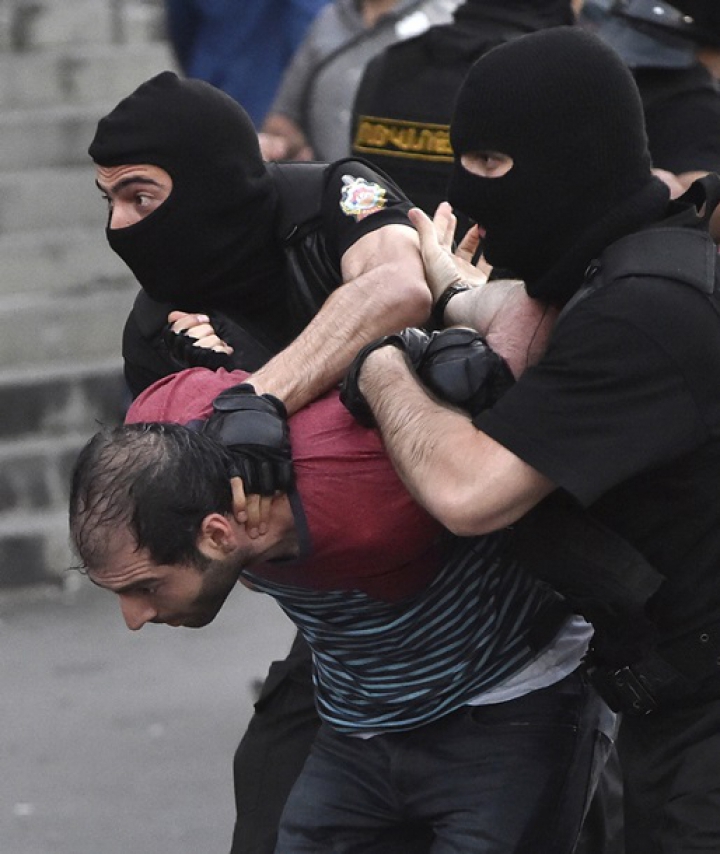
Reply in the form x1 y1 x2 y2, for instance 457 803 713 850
69 423 235 572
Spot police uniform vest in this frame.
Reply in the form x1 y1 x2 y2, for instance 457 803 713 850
513 175 720 716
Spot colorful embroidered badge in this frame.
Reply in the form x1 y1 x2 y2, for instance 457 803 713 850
339 175 387 221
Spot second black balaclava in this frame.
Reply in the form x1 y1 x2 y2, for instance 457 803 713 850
455 0 575 30
89 71 283 312
448 26 669 304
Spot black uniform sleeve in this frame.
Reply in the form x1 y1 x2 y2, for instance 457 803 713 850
475 281 709 506
122 291 278 398
320 158 414 264
122 292 180 398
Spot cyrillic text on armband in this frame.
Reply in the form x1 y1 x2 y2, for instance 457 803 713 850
353 115 454 162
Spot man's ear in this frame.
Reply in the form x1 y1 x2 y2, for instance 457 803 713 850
197 513 238 560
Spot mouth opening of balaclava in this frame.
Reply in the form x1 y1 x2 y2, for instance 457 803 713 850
89 71 284 312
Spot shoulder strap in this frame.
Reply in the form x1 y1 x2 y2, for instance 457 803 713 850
558 180 720 326
602 174 720 291
561 227 719 325
677 171 720 226
599 226 717 294
267 161 329 242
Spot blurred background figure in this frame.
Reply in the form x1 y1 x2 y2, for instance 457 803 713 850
258 0 459 162
350 0 576 222
581 0 720 198
165 0 330 126
662 0 720 78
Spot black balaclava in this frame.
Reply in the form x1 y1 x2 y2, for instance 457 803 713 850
455 0 575 30
89 71 284 312
448 26 670 304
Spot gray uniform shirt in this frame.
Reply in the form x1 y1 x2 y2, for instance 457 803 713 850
270 0 459 161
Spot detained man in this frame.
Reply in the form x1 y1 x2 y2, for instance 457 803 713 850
69 348 612 853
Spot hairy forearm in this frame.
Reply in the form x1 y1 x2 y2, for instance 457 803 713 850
442 284 500 333
250 256 431 414
443 280 556 378
359 347 554 534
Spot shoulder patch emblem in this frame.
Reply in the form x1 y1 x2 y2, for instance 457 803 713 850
339 175 387 221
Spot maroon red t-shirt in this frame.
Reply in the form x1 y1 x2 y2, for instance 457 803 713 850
127 367 444 601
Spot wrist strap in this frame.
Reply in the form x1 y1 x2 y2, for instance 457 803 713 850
218 382 288 419
431 283 472 327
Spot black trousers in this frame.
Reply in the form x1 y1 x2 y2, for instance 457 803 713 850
230 632 624 854
230 632 320 854
574 738 625 854
618 694 720 854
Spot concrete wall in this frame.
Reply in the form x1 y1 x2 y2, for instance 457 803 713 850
0 0 176 587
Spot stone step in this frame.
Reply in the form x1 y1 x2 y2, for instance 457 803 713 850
1 0 166 53
0 43 175 110
1 0 115 50
0 225 134 298
0 362 130 587
0 357 128 442
0 0 169 591
0 288 137 369
0 508 74 587
0 431 94 513
0 165 107 232
0 103 122 171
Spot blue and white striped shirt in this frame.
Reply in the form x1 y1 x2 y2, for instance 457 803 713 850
244 530 570 733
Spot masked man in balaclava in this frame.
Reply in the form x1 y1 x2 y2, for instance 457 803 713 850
89 70 429 403
89 70 431 854
344 25 720 854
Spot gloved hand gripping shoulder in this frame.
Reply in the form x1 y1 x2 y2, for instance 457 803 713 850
201 383 294 495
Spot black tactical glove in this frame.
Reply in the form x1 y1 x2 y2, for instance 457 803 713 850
162 314 235 371
341 326 513 427
200 383 294 495
340 328 432 427
418 327 515 417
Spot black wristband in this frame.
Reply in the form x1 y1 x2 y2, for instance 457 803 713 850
431 283 473 327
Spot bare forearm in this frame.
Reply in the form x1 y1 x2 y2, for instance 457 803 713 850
442 285 498 333
442 281 556 378
408 205 555 374
359 347 554 534
248 286 385 412
250 260 431 414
